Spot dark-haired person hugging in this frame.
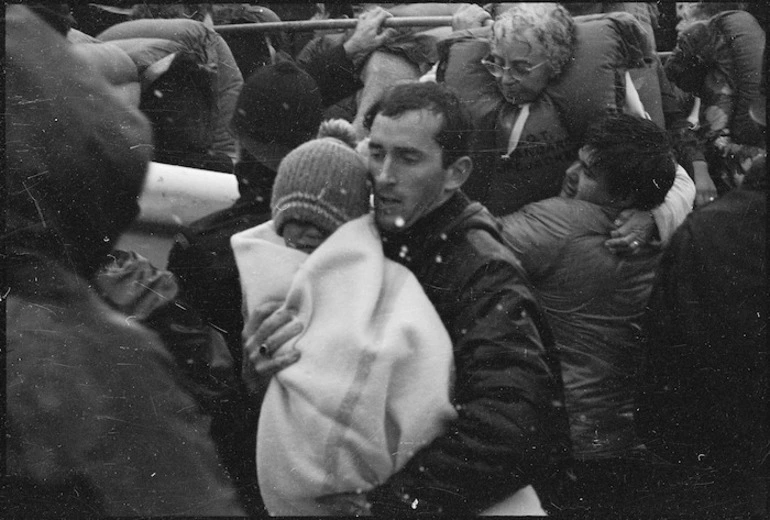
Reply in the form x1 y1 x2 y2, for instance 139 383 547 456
501 113 679 516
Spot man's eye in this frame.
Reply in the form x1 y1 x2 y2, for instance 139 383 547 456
368 148 385 161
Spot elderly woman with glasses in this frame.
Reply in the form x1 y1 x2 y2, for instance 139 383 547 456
440 3 580 215
442 3 695 255
484 4 576 106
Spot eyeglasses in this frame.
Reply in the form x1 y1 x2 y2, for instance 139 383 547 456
480 55 548 79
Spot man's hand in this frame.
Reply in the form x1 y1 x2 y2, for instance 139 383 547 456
605 208 657 255
242 300 302 382
343 6 398 64
692 160 717 207
452 3 493 31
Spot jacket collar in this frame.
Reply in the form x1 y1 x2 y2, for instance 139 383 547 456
381 191 479 264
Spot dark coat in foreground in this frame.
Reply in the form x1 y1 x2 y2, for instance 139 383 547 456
639 177 768 518
3 6 243 516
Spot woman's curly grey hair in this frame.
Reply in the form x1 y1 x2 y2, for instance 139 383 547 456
492 3 576 78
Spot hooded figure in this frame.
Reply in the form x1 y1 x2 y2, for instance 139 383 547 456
4 6 243 516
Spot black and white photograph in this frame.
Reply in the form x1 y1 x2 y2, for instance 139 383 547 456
4 2 767 517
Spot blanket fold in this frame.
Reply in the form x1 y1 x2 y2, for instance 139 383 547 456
231 214 456 516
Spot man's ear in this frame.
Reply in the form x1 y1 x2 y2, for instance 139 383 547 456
444 155 473 192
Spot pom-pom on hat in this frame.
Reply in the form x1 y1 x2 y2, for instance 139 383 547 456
271 119 371 237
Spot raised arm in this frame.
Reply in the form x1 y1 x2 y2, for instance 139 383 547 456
297 6 397 107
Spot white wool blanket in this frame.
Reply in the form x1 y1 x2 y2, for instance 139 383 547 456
231 214 457 516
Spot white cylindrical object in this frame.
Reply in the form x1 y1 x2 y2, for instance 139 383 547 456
136 162 239 227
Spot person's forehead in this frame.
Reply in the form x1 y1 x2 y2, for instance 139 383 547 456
492 28 544 60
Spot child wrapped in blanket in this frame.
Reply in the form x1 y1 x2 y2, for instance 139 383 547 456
231 120 457 516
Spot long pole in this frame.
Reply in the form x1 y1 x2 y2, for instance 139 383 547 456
213 16 454 34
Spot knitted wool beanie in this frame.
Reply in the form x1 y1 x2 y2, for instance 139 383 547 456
271 135 370 237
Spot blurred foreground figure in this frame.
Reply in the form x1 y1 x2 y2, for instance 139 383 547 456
3 6 243 516
639 77 767 516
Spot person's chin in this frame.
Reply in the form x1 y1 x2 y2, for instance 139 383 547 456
376 217 398 233
560 180 577 199
375 212 405 233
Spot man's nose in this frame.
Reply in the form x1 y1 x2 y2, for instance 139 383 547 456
500 72 521 86
565 161 580 177
373 157 397 185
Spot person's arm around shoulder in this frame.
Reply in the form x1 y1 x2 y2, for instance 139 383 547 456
606 163 695 253
650 163 696 243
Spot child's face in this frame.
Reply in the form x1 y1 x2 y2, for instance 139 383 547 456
282 220 331 254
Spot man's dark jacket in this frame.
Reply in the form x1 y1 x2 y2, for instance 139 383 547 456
368 192 572 515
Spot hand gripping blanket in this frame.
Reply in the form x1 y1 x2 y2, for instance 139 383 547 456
231 214 457 516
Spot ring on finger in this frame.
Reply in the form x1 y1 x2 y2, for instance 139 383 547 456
631 240 640 248
259 343 269 356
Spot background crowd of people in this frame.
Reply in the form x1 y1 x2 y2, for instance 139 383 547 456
4 2 766 518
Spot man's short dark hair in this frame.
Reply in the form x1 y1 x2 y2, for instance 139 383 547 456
363 81 473 168
584 114 676 210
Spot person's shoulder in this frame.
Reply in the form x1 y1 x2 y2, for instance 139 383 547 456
523 196 598 214
452 217 529 277
516 197 610 231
